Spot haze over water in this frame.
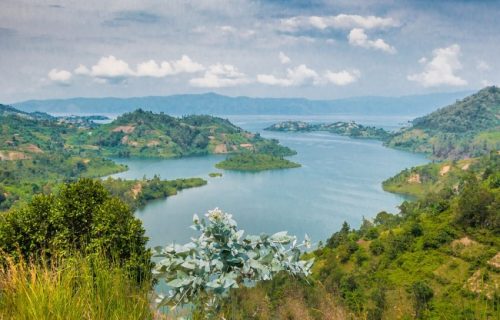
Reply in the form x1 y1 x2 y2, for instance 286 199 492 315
111 115 428 247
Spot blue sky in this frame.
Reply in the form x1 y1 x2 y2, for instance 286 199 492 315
0 0 498 102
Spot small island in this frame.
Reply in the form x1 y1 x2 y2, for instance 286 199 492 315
215 153 301 171
209 172 223 177
265 120 390 140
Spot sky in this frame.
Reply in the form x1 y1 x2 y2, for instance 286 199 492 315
0 0 499 103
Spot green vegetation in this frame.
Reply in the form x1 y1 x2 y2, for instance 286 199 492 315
382 158 482 198
0 179 154 319
153 208 313 318
0 179 152 282
101 175 207 209
1 105 294 209
214 137 299 171
227 152 499 319
0 254 152 320
79 109 296 159
209 172 223 177
215 153 301 171
386 86 500 159
265 120 391 140
0 108 126 209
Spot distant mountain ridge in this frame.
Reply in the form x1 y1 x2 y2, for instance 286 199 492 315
11 91 473 116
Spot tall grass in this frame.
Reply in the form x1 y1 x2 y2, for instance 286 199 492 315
0 254 153 320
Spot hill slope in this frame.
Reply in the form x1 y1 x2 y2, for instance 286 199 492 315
385 87 500 159
75 109 295 159
228 152 500 319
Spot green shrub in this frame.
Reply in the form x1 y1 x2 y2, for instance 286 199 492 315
409 281 434 319
369 239 385 256
0 178 152 283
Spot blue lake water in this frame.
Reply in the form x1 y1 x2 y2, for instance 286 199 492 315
111 115 428 247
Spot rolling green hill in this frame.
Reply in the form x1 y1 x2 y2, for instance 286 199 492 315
0 110 126 209
0 106 298 209
382 157 481 198
227 152 500 319
385 87 500 159
73 109 296 159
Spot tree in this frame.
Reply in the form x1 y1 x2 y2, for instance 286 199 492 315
0 179 152 283
410 281 434 319
153 208 313 316
456 175 498 229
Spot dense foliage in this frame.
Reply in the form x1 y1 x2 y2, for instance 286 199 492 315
386 86 500 159
0 179 152 283
1 106 297 209
216 153 301 171
80 109 296 160
0 110 126 209
153 208 313 317
227 153 499 319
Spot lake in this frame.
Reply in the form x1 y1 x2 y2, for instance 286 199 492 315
111 114 428 247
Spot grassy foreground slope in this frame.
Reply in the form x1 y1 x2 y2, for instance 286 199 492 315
228 153 499 319
385 86 500 159
0 179 154 319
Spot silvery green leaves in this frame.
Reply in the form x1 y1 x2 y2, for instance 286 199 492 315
153 208 314 309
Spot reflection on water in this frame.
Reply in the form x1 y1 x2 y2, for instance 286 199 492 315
110 115 428 247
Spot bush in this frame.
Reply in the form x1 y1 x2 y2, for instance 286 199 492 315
455 176 499 230
409 281 434 319
0 179 152 283
153 208 313 313
422 227 455 249
369 239 385 256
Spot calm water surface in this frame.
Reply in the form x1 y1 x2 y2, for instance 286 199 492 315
111 115 428 247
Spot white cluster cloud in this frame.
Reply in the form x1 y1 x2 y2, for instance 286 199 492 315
279 52 291 64
324 69 361 86
49 55 206 84
408 44 467 87
281 14 398 31
280 14 398 54
47 68 72 84
136 55 204 77
74 56 134 79
189 63 250 88
258 64 319 87
348 28 396 54
48 54 360 89
257 65 360 87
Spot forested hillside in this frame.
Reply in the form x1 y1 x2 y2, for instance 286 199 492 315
0 110 125 209
0 106 298 209
386 87 500 159
228 152 499 319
